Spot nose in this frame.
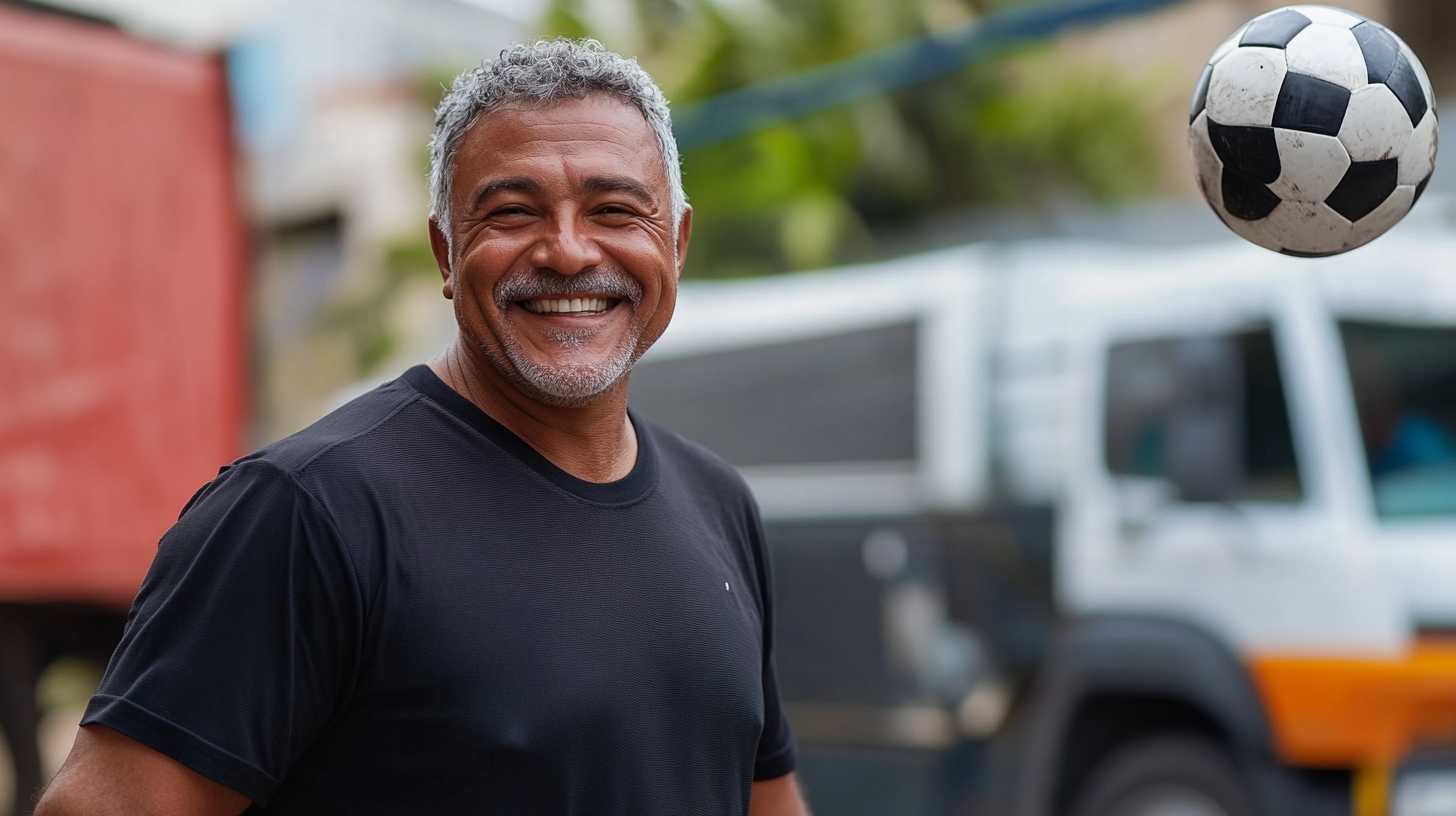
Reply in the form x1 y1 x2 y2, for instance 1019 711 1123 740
528 214 604 275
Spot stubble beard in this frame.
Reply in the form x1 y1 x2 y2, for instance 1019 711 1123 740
468 265 649 408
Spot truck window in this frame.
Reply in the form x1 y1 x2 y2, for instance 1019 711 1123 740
1104 326 1302 502
629 321 918 467
1341 321 1456 518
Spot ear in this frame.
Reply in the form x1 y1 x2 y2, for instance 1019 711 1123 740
428 217 454 299
674 205 693 278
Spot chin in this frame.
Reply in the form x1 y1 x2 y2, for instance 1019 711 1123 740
470 324 643 408
501 351 637 408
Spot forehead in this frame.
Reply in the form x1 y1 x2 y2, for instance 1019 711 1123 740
452 94 666 193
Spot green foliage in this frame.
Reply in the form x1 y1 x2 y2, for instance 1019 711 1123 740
537 0 1170 278
318 235 441 375
970 55 1164 203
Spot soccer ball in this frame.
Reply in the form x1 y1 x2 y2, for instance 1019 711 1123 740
1188 5 1438 257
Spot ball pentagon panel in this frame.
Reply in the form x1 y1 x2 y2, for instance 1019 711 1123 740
1384 49 1430 126
1190 64 1214 123
1347 184 1415 249
1222 166 1283 221
1240 8 1311 48
1325 158 1399 221
1273 72 1352 136
1353 22 1401 85
1396 35 1437 113
1208 121 1282 184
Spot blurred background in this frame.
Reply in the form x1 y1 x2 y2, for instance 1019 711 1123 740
3 0 1456 814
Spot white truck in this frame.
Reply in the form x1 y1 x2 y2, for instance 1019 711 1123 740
628 203 1456 816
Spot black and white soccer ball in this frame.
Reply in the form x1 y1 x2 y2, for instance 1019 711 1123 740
1189 5 1438 257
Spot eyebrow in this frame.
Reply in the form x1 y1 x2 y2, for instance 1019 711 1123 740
467 175 658 214
581 176 654 206
469 177 542 213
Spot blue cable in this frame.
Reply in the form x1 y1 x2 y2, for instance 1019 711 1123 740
671 0 1192 150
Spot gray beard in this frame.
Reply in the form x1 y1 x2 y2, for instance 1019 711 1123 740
473 266 647 408
475 324 642 408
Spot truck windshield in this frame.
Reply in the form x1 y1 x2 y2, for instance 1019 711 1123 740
1341 321 1456 519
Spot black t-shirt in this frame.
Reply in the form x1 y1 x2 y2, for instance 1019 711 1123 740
82 365 796 814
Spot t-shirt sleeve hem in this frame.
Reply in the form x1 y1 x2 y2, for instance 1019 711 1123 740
82 694 280 805
752 741 798 781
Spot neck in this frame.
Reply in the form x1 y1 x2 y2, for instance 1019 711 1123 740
428 337 638 483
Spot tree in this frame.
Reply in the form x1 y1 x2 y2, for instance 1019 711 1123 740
540 0 1168 277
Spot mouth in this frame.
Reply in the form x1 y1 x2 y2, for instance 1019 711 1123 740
520 297 618 315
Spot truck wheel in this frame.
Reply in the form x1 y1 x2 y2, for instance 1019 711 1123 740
1069 734 1255 816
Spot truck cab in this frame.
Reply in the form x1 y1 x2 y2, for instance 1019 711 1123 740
631 221 1456 816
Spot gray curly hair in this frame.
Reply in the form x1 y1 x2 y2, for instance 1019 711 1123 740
428 39 685 253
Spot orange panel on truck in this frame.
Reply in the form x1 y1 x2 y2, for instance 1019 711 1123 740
0 7 244 608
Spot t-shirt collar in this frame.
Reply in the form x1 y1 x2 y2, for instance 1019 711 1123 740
401 364 659 506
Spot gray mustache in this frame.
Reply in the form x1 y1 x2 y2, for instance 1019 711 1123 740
494 267 644 310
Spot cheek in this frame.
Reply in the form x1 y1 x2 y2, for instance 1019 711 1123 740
454 252 514 305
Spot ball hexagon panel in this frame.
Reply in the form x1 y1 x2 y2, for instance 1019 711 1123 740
1287 5 1366 28
1217 201 1285 253
1273 72 1351 136
1208 47 1289 127
1339 84 1413 161
1270 129 1351 202
1284 23 1366 89
1325 157 1399 221
1189 111 1227 211
1264 200 1353 256
1399 110 1439 185
1210 30 1243 66
1241 8 1311 48
1347 184 1414 248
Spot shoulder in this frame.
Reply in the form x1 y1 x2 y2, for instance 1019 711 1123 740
182 373 451 543
636 412 752 498
249 375 427 478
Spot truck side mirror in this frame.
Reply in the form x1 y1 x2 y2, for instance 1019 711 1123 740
1166 336 1244 503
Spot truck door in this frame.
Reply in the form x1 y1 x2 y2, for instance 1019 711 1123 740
1101 324 1303 579
1072 311 1397 653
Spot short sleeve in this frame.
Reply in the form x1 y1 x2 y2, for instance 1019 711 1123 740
747 499 798 781
82 461 364 806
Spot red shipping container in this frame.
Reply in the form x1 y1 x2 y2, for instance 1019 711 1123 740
0 6 244 608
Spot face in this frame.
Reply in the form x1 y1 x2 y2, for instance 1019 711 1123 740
432 94 691 407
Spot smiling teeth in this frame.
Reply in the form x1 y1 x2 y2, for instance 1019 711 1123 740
524 298 609 314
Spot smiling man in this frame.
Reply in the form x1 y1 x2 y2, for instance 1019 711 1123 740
36 40 806 816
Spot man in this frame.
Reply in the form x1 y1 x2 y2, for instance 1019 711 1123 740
36 40 808 816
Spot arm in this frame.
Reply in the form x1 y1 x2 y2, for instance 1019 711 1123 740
750 772 811 816
35 725 250 816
